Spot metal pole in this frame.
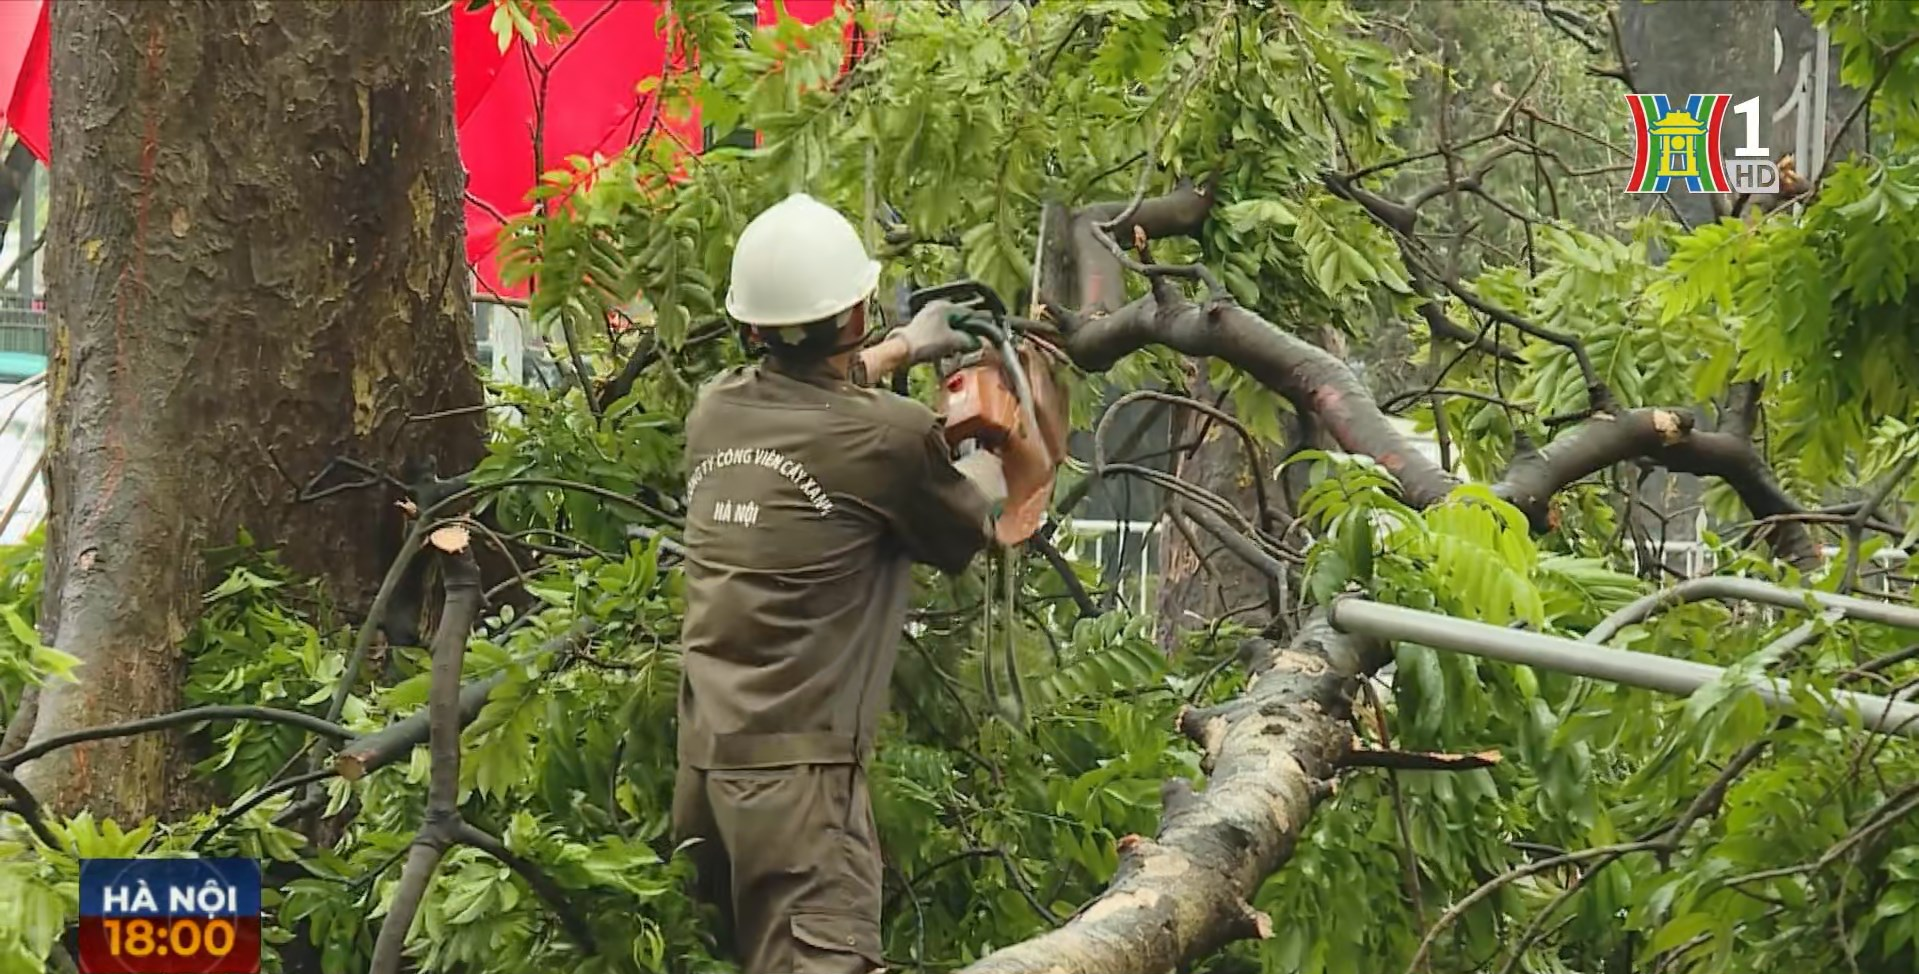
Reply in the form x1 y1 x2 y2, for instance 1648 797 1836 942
1588 575 1919 646
1327 598 1919 740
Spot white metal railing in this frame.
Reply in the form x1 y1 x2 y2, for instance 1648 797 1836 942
1632 538 1911 579
1054 518 1161 610
1051 518 1913 619
0 373 47 546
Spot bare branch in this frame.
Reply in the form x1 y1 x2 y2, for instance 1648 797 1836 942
0 230 45 291
192 769 336 853
1026 536 1100 618
1404 841 1671 974
1096 390 1282 535
1817 33 1919 186
0 767 62 850
1 706 350 772
1588 576 1919 647
333 622 598 781
1324 167 1614 410
1532 1 1604 55
1182 502 1289 614
1839 453 1919 593
1381 387 1534 415
1340 745 1502 772
1722 783 1919 890
597 318 731 412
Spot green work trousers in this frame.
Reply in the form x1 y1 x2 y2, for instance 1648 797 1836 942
672 763 885 974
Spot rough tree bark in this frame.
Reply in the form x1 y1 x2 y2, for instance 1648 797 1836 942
22 0 483 822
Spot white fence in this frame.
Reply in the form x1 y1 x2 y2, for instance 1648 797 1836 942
1054 518 1162 610
0 374 46 546
1052 519 1914 617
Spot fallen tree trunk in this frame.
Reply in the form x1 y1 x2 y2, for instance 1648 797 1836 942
959 615 1389 973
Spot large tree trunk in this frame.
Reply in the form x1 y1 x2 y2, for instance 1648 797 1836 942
22 0 483 822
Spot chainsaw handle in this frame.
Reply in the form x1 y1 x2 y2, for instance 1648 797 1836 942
950 314 1007 346
907 279 1007 320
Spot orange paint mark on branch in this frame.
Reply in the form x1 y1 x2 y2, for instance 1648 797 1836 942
78 21 166 547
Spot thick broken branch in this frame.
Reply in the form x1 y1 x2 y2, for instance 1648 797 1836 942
1065 293 1459 509
1654 430 1818 568
1496 409 1693 516
366 542 597 968
1061 181 1217 315
956 617 1391 974
1492 408 1818 566
371 544 483 974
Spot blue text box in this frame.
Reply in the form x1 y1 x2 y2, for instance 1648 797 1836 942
79 858 262 918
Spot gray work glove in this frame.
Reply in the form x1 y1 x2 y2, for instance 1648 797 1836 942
953 449 1008 510
895 299 982 365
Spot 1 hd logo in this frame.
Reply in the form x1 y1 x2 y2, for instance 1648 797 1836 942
1624 93 1780 195
78 859 262 974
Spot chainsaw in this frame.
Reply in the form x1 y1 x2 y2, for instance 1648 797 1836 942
902 279 1068 546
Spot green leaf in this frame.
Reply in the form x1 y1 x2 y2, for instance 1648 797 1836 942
1650 910 1717 953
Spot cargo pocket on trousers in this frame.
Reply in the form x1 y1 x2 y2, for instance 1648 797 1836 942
790 912 884 974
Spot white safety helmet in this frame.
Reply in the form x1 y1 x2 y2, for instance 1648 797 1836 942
725 193 882 328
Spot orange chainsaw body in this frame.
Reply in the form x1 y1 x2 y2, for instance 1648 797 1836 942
941 364 1022 448
937 344 1069 546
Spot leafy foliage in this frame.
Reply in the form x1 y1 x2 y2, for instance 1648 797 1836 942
0 527 78 727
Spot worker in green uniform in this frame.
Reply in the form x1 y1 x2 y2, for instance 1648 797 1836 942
673 192 1008 974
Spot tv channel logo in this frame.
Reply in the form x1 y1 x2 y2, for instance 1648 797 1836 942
1624 93 1779 195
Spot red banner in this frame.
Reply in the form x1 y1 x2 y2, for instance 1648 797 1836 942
0 0 856 299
